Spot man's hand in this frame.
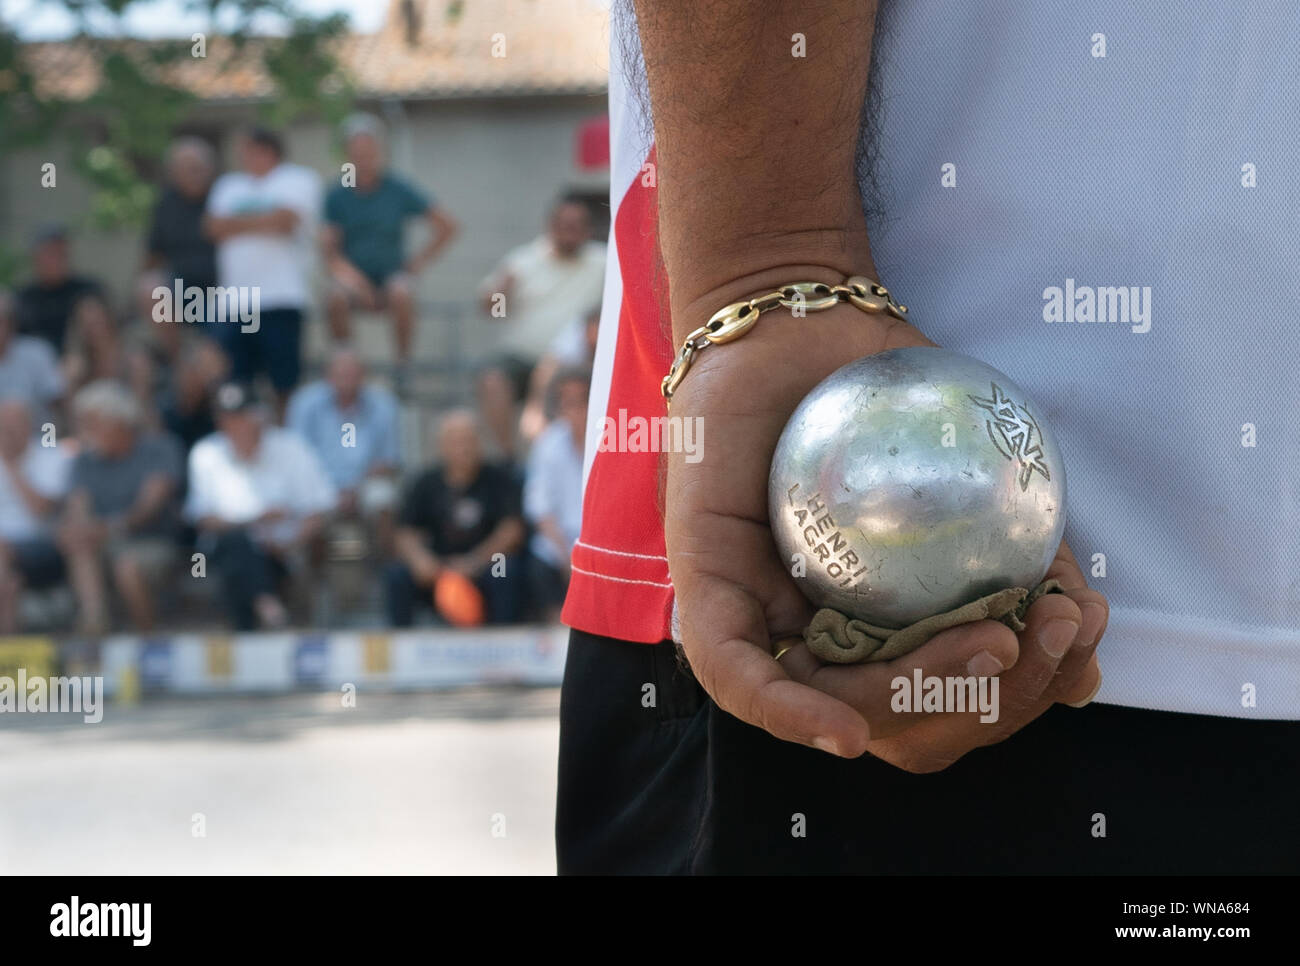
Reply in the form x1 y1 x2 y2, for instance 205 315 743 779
442 554 481 579
666 296 1107 762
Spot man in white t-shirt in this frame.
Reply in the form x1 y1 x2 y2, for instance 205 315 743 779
186 383 336 630
204 127 321 414
475 195 606 457
0 398 71 632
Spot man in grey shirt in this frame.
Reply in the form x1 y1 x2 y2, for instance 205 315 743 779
59 380 182 634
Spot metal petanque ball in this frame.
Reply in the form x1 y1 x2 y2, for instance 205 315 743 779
769 346 1066 629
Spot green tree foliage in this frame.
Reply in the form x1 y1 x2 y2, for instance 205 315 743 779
0 0 354 281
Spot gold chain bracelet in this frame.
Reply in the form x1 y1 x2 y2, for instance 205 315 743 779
660 275 908 404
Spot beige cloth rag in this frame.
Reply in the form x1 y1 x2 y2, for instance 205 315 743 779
803 579 1066 664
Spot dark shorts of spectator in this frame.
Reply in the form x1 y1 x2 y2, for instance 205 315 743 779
7 538 66 589
527 551 569 613
361 266 406 291
480 353 536 404
331 267 412 304
212 307 303 393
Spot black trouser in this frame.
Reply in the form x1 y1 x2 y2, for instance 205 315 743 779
557 628 1300 875
203 528 285 631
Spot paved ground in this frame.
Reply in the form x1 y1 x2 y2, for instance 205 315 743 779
0 688 561 875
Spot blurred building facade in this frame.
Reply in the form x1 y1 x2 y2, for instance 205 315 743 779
0 0 612 371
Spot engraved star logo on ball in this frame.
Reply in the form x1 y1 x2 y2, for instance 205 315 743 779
968 382 1051 491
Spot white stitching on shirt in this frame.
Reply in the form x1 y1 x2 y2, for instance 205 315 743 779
570 564 673 588
574 540 668 562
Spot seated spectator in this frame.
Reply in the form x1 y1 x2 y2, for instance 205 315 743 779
322 113 460 368
476 195 606 457
386 409 525 626
0 399 72 633
0 288 65 429
287 346 400 550
14 224 104 355
185 383 337 630
520 303 600 444
523 368 589 621
159 338 229 454
59 381 183 635
62 293 159 431
547 302 602 371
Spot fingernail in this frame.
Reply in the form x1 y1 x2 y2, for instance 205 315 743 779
812 736 841 757
1080 602 1106 648
967 649 1005 678
1039 619 1077 659
1066 670 1103 708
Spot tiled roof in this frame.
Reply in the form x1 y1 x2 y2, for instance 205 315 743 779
21 0 610 102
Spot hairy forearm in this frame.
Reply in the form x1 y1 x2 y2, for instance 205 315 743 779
631 0 879 338
122 477 173 532
472 518 525 568
394 527 436 570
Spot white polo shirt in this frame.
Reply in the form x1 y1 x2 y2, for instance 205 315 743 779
185 426 337 545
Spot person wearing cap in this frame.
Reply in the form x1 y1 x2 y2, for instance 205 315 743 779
185 383 337 630
14 225 105 355
322 113 460 367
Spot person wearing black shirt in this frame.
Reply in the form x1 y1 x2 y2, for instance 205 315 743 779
146 138 219 295
15 226 104 354
386 409 526 625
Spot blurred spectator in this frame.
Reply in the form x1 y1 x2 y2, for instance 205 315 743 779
0 399 72 633
523 368 589 621
204 126 321 415
323 113 460 367
0 288 65 428
14 225 104 355
287 346 400 547
159 339 230 454
59 381 183 635
520 302 600 442
62 294 154 412
547 302 602 371
146 137 219 293
476 195 606 457
386 409 525 626
185 383 336 630
143 137 219 361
